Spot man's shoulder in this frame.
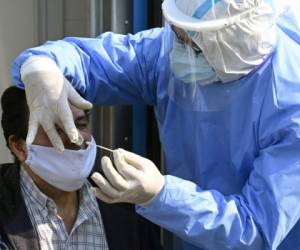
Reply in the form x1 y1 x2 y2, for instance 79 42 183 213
0 163 20 194
0 163 40 250
0 163 18 175
0 163 22 224
0 163 20 197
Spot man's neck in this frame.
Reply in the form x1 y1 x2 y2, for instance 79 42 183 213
22 165 79 234
38 183 79 211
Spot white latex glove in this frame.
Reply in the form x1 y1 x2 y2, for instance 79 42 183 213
91 148 165 206
21 56 93 151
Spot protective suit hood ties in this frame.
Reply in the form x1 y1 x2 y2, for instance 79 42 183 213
25 137 97 192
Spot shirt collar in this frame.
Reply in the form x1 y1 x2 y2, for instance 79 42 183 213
78 181 100 218
20 167 99 217
20 167 48 210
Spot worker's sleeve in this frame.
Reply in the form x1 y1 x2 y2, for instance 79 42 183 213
137 110 300 249
12 28 165 106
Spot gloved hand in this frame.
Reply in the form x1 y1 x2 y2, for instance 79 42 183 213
91 148 165 207
21 56 93 151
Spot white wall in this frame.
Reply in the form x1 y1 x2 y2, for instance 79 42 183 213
0 0 38 163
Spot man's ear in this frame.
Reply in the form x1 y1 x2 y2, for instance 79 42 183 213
8 135 28 162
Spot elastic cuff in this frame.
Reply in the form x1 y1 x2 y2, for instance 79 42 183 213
20 56 61 81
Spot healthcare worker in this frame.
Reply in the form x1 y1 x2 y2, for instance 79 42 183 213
11 0 300 249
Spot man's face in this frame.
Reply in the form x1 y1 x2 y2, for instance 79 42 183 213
32 104 91 150
7 103 93 190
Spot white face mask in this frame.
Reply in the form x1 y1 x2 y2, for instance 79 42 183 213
170 40 218 85
25 137 97 192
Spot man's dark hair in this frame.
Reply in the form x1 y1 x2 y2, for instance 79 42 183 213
1 86 29 161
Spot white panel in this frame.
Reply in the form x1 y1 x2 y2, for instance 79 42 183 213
65 0 89 20
44 0 64 40
65 20 90 37
0 0 38 163
64 0 90 37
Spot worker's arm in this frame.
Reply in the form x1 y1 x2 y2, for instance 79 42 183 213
11 28 167 150
136 108 300 250
12 28 166 106
91 106 300 250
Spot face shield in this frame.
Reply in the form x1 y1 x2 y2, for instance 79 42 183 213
163 22 226 111
162 0 277 111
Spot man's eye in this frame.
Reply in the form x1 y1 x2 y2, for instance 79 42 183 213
55 126 64 134
76 123 88 129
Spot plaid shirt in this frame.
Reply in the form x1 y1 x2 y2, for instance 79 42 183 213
14 168 109 250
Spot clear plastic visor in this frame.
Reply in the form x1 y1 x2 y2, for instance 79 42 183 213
162 0 263 32
164 22 234 112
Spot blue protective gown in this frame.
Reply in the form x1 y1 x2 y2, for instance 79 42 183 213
12 8 300 250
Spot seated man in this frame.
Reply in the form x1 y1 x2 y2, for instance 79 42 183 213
0 86 162 250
